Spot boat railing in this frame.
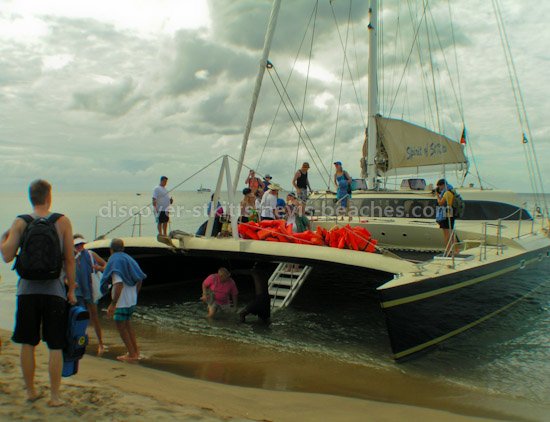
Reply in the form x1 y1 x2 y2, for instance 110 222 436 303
481 220 504 261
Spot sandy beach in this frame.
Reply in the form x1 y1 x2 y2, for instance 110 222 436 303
0 328 502 422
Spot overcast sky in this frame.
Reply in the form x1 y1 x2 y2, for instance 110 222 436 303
0 0 548 194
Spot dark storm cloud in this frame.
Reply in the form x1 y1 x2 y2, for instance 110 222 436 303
71 76 145 116
163 30 258 96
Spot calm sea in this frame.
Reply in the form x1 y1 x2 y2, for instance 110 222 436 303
1 191 549 417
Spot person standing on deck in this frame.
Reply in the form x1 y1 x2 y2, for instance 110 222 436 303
152 176 173 236
435 179 457 257
1 179 77 407
334 161 352 220
262 174 272 193
240 188 258 223
260 184 281 220
245 170 264 195
292 162 312 203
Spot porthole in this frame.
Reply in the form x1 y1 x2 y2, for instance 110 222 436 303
381 232 386 236
402 233 408 237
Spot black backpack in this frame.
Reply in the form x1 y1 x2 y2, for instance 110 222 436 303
14 213 64 280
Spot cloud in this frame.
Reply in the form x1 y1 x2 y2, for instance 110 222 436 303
0 0 548 195
71 76 145 116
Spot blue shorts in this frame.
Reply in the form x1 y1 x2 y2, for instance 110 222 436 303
114 306 135 322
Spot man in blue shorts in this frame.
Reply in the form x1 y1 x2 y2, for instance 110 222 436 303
1 179 77 407
103 238 146 361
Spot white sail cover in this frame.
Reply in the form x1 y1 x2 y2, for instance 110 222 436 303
375 116 467 172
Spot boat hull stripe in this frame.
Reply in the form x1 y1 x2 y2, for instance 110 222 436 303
381 257 539 309
392 282 545 359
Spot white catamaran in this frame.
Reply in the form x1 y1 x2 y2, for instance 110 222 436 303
87 0 549 360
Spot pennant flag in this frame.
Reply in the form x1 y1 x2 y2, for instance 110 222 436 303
459 127 467 145
522 133 528 144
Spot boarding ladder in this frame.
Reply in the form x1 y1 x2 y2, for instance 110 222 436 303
268 263 312 310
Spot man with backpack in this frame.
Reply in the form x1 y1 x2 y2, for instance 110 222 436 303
1 179 76 407
435 178 461 257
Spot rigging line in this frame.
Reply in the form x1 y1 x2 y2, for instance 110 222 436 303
410 2 436 132
350 1 365 117
329 0 353 189
447 0 482 188
446 0 465 121
271 66 332 181
423 1 442 135
256 2 320 171
228 155 269 182
493 0 548 217
98 155 224 239
266 69 331 182
386 4 402 116
492 0 539 203
271 65 332 179
389 0 428 118
382 0 386 112
329 2 366 126
294 0 319 176
388 0 432 126
427 5 463 123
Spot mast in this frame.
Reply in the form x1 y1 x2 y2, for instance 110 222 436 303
232 0 282 194
367 0 379 190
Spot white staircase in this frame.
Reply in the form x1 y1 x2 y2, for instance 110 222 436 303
268 263 312 310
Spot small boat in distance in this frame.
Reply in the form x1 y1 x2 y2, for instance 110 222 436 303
197 185 211 193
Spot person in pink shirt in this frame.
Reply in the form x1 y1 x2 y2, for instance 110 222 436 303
201 267 238 317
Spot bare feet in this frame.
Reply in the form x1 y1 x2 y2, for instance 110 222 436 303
116 353 139 362
97 343 106 356
48 397 64 407
26 389 43 403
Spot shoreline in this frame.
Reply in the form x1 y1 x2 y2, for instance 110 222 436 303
0 329 499 421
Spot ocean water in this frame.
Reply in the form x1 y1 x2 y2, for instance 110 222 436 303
1 191 549 418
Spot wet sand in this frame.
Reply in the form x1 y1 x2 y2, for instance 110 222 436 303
1 326 546 421
0 329 501 422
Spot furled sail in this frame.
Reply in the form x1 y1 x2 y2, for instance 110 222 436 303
365 116 468 173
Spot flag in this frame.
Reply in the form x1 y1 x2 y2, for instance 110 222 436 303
459 127 467 145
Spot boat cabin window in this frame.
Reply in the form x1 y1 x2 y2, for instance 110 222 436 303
351 178 368 191
400 178 427 191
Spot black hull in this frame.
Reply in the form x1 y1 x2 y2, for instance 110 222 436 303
378 248 550 360
92 245 392 288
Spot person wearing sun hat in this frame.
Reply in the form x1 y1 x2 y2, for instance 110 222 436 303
262 174 272 193
73 234 107 355
260 183 282 220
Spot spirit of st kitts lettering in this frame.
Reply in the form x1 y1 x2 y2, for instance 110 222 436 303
406 142 449 160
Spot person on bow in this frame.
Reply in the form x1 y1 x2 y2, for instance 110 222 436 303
292 162 312 204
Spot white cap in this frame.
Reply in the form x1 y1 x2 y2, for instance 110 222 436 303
73 238 87 246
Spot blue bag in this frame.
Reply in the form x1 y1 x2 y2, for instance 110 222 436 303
62 305 89 377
